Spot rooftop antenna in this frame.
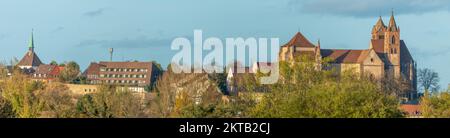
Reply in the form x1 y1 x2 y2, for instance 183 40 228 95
109 48 113 61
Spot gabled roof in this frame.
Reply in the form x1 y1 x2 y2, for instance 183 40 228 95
371 39 385 53
372 16 386 34
98 61 153 69
83 62 105 75
320 49 370 64
35 64 57 75
400 40 414 63
388 11 399 32
17 51 43 67
282 32 316 48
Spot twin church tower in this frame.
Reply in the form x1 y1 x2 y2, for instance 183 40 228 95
279 11 417 100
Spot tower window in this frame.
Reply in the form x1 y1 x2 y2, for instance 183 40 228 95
391 36 395 44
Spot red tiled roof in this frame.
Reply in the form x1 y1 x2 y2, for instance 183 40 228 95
400 104 421 116
34 64 56 75
17 51 43 67
371 39 385 53
83 62 105 75
282 32 316 48
320 49 369 63
98 61 153 68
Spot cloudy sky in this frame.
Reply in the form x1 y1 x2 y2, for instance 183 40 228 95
0 0 449 89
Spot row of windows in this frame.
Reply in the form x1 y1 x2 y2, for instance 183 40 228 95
100 68 148 72
99 74 147 78
105 80 146 84
33 74 58 78
33 74 47 77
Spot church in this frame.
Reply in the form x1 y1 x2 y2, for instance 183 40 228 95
16 31 44 74
279 12 417 100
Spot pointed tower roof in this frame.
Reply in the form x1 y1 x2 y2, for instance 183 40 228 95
372 16 386 33
29 29 34 50
388 10 398 31
17 30 43 67
282 32 316 48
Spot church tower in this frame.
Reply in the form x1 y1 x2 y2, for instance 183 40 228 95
371 16 386 40
384 11 401 78
17 30 43 71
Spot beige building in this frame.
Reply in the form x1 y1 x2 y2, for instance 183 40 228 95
279 12 417 100
83 61 162 88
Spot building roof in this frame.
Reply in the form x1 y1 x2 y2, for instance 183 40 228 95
372 16 387 34
320 49 370 64
34 64 56 75
83 62 105 75
400 40 414 64
17 51 43 67
282 32 316 48
17 31 43 67
371 39 385 53
400 104 421 116
388 11 399 32
98 61 154 69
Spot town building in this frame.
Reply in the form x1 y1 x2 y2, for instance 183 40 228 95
31 64 64 82
83 61 162 92
17 31 43 73
279 12 417 100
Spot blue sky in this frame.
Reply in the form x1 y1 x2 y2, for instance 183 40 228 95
0 0 449 89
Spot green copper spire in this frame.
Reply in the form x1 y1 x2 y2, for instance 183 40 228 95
28 29 34 51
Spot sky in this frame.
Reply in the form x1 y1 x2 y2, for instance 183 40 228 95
0 0 449 89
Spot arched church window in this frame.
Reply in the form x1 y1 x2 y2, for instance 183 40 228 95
391 36 395 44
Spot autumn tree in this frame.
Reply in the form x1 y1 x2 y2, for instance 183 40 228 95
0 96 15 118
35 83 78 118
421 92 450 118
58 61 80 83
249 57 404 118
0 72 45 118
76 85 145 118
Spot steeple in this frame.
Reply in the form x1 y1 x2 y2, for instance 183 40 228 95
371 16 387 40
388 10 398 32
28 29 34 52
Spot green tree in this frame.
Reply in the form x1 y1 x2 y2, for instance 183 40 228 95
0 96 16 118
58 61 80 83
249 57 404 118
50 60 58 65
0 73 45 118
35 83 78 118
420 92 450 118
76 85 144 118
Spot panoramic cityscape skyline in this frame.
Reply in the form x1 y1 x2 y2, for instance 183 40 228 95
0 0 449 89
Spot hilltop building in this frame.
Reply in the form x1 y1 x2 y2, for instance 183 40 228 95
83 61 162 92
278 12 417 100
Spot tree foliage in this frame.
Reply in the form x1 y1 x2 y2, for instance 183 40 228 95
249 57 404 118
58 61 80 83
76 85 145 118
420 92 450 118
